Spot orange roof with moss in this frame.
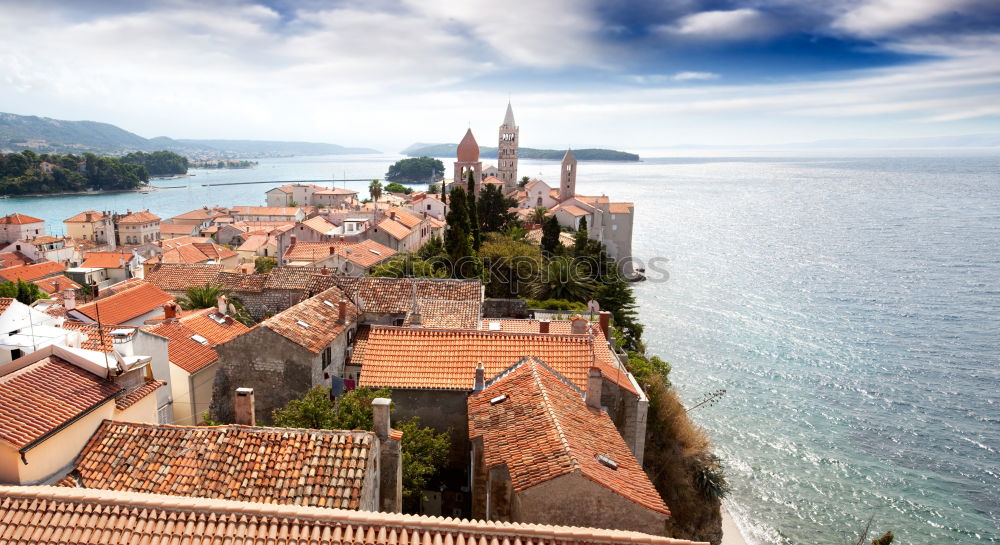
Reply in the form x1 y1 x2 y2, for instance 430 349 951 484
73 282 174 325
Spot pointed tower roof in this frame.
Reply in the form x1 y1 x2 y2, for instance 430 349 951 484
503 102 515 126
562 148 576 164
457 128 480 162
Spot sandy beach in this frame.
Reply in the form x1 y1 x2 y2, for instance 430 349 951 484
720 506 749 545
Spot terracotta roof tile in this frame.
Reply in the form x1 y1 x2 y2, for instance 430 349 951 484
144 321 220 373
63 210 104 223
468 359 668 515
116 210 160 224
60 323 134 353
63 420 375 509
80 252 135 269
0 298 12 314
357 327 636 395
73 282 174 325
0 251 31 268
284 241 342 263
159 235 210 250
263 286 357 353
115 379 166 410
0 261 66 282
231 206 302 217
217 271 269 292
0 213 43 225
144 264 224 291
347 324 369 366
302 215 337 234
385 207 422 228
263 267 322 290
610 202 634 214
403 299 480 329
33 274 83 295
315 187 357 195
333 276 481 316
0 486 706 545
335 239 396 269
0 356 121 449
376 217 413 240
179 307 251 346
159 223 197 236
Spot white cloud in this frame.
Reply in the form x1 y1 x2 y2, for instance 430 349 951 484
672 71 720 81
659 8 779 41
831 0 977 38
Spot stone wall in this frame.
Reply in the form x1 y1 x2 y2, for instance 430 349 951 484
481 298 529 319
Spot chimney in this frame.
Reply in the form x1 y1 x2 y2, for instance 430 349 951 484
570 314 587 335
53 280 61 294
474 362 485 391
390 211 396 220
538 320 550 334
339 235 345 243
320 266 330 275
598 311 611 339
329 245 336 255
234 388 256 426
163 303 177 321
372 397 402 513
64 289 76 310
290 235 297 246
338 300 347 323
586 368 603 409
217 295 228 315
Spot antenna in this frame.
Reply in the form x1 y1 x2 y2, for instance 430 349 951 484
95 302 111 379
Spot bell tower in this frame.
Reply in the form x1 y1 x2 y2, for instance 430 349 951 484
454 129 482 195
559 148 576 201
497 102 519 194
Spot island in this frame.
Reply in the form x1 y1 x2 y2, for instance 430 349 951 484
403 143 640 161
190 159 258 169
0 150 149 196
121 150 188 176
385 156 445 183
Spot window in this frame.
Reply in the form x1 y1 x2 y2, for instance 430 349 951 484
612 224 618 231
157 404 172 424
322 346 332 369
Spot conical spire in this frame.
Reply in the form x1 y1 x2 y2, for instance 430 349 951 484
503 102 515 126
456 128 480 162
562 148 576 164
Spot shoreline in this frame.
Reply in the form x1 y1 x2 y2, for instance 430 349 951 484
720 505 750 545
1 186 158 199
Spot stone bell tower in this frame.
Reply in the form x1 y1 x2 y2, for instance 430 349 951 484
559 148 576 201
454 128 482 195
497 102 519 194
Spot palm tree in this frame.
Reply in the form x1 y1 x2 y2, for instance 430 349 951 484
531 206 547 227
369 179 383 203
177 284 223 310
529 256 597 302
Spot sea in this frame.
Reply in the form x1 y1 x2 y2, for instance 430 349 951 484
2 151 998 544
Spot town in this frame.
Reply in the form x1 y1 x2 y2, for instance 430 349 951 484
0 106 719 545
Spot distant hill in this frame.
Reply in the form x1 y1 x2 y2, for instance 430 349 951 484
403 143 640 161
0 112 379 157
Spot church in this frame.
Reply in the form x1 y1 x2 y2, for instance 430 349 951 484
449 104 636 276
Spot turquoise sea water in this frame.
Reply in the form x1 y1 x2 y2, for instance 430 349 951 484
3 152 998 544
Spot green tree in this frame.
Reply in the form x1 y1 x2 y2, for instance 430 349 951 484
595 274 644 350
574 216 589 254
445 187 474 265
369 254 447 278
478 184 518 233
531 206 547 227
519 175 530 187
529 256 597 302
385 157 445 183
479 232 542 298
369 179 383 202
272 386 450 513
255 256 277 274
384 182 412 194
0 279 48 305
176 284 224 310
540 215 562 255
418 234 445 260
121 150 189 176
466 171 481 251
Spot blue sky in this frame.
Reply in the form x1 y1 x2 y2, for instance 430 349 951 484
0 0 998 151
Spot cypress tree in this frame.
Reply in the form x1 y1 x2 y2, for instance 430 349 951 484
574 216 589 254
466 170 481 251
541 215 561 256
445 186 473 265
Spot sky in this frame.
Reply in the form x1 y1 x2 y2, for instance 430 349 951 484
1 0 999 151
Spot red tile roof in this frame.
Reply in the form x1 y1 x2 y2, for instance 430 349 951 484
0 356 121 449
0 298 13 315
302 215 337 234
144 264 224 292
116 210 160 224
0 486 706 545
159 223 196 236
385 207 422 228
336 239 396 269
284 241 341 263
80 251 135 269
145 321 219 373
333 276 482 315
0 213 43 225
231 206 302 217
64 420 376 509
179 307 251 346
0 261 66 282
609 202 634 214
60 323 135 353
263 267 321 290
357 327 636 395
73 282 174 325
0 251 31 268
263 286 357 353
63 210 105 223
468 359 668 515
115 379 166 410
33 274 83 295
376 217 413 240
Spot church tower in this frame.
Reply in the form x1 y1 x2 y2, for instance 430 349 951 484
454 128 483 195
497 102 519 194
559 148 576 201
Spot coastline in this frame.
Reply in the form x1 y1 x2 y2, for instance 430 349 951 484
720 506 750 545
0 186 158 199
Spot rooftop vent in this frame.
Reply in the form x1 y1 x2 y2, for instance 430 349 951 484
488 321 501 331
296 320 310 328
191 334 209 345
323 300 335 308
110 328 132 337
490 394 509 405
596 454 618 470
210 313 227 324
369 249 381 255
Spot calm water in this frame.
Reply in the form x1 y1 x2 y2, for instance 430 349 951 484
3 152 998 544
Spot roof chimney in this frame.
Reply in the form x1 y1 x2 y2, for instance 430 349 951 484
163 303 177 321
53 280 61 294
339 235 345 243
217 295 228 316
329 245 336 255
338 300 347 324
598 311 611 339
290 235 297 246
234 387 256 426
390 211 396 220
320 266 330 275
372 397 391 441
586 368 603 410
570 314 587 335
64 289 76 310
474 362 485 391
538 320 550 334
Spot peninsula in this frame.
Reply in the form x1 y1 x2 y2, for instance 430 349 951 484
404 142 640 161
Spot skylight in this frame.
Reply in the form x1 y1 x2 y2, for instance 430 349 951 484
369 249 381 255
191 334 209 345
490 394 508 405
596 454 618 470
296 320 310 328
488 321 501 331
323 300 335 308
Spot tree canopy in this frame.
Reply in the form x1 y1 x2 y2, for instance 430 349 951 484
0 150 149 196
120 150 188 176
385 157 444 183
0 279 48 305
384 182 412 194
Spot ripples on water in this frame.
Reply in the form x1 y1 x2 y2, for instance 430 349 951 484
3 152 998 544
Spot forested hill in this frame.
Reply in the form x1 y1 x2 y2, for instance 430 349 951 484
403 143 640 161
0 112 379 157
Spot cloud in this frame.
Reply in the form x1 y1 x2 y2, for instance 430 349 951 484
672 71 720 81
658 8 780 41
831 0 978 38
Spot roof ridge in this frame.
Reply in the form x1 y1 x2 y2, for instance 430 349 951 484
99 419 375 437
531 362 581 474
0 486 695 544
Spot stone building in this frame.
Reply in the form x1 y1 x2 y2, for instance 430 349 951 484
211 286 359 424
115 210 161 245
468 358 669 535
64 211 115 247
453 129 482 193
497 102 519 193
0 213 45 245
266 183 358 209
